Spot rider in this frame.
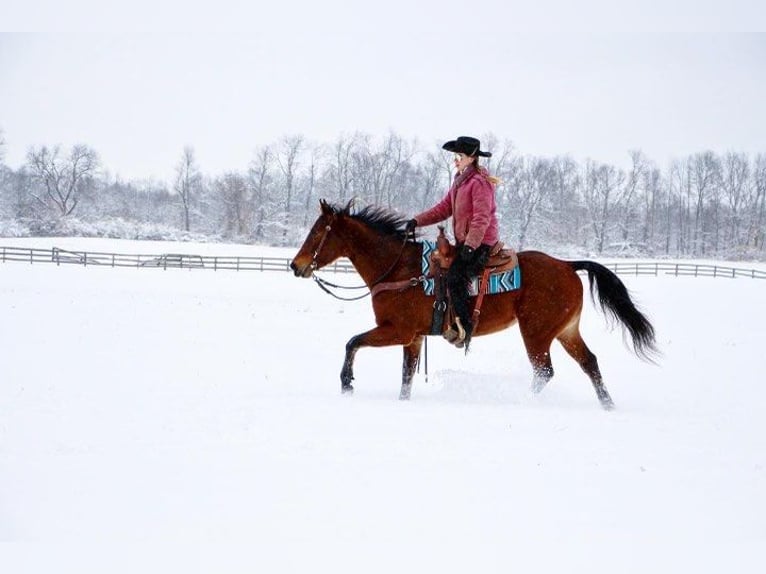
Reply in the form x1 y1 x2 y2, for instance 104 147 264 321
406 136 499 350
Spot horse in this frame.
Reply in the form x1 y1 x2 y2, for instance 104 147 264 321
290 200 657 410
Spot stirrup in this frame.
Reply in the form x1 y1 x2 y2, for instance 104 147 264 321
443 317 466 346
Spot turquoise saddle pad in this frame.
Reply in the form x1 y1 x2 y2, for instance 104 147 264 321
420 240 521 297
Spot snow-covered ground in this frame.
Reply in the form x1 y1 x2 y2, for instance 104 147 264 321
1 239 764 573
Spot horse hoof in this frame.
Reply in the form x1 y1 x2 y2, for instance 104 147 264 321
341 385 354 395
601 399 615 411
399 387 411 400
530 380 547 394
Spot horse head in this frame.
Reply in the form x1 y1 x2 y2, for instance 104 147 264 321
290 199 349 278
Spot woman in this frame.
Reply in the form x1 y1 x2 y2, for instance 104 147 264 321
406 136 500 350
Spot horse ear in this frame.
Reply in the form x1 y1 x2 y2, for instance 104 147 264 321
319 199 331 215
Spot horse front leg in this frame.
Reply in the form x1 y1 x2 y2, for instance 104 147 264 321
340 325 402 395
340 333 362 394
400 336 424 401
340 325 414 394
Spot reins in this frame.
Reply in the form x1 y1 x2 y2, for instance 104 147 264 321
310 225 412 301
311 275 372 301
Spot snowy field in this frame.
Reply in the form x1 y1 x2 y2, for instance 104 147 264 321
1 239 765 573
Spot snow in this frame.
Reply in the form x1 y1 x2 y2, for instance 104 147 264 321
1 239 765 572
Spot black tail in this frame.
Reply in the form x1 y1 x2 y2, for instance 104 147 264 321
570 261 659 362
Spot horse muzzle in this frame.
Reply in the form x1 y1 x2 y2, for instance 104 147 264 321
289 259 314 278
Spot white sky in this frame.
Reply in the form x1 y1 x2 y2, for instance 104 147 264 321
1 3 765 183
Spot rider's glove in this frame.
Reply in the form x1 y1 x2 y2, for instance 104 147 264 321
459 244 474 262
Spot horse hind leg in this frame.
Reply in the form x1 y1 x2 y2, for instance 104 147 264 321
529 350 554 394
520 331 555 394
399 336 424 400
557 327 614 410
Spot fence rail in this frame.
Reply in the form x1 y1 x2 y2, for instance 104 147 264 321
0 245 357 274
1 245 765 280
600 261 766 280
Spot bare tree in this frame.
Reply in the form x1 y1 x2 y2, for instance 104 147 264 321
418 150 447 213
551 156 585 247
26 144 98 216
249 145 275 241
173 146 201 232
483 137 515 183
348 132 413 208
515 157 554 249
618 150 647 242
302 143 322 227
720 152 750 251
669 159 691 255
380 133 415 208
488 142 523 242
215 171 250 239
749 154 766 252
276 135 304 242
640 164 662 252
6 128 766 259
329 133 358 203
689 151 720 255
583 160 625 253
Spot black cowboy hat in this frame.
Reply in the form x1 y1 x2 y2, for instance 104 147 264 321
442 136 492 158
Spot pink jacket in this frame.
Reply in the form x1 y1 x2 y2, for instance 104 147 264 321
414 165 499 249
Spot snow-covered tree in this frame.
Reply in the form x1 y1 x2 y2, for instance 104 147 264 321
173 146 202 232
26 144 99 217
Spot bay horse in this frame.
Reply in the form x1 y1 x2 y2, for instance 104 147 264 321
290 200 657 410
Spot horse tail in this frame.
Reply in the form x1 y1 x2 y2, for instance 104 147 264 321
570 261 659 362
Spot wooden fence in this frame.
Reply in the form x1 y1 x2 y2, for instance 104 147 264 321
0 246 356 274
1 245 765 280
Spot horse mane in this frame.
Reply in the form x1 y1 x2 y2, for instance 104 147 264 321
325 199 413 242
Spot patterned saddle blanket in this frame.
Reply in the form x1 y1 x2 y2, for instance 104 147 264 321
420 240 521 297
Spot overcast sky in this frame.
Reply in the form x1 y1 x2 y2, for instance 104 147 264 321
1 4 765 183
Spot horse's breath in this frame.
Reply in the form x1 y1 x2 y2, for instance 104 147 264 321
290 200 658 410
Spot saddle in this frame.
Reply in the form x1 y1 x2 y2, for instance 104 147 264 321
427 227 519 341
428 226 518 275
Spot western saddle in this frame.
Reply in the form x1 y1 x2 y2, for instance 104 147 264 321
428 227 518 344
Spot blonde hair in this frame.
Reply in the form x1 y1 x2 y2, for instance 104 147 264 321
475 162 502 186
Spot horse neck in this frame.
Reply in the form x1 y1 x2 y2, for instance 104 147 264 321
341 223 418 285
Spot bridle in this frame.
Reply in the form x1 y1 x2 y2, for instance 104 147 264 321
309 225 333 272
309 222 411 301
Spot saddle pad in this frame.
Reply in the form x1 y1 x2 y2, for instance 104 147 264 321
421 240 521 297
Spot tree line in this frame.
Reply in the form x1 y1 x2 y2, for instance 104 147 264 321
1 129 764 260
